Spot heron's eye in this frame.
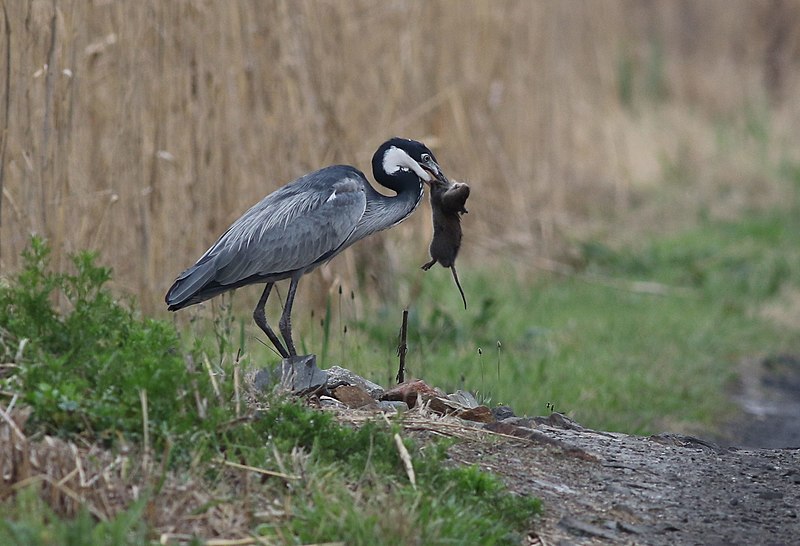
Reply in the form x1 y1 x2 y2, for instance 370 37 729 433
421 153 431 163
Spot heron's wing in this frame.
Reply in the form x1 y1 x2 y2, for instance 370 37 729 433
204 169 366 286
166 168 368 306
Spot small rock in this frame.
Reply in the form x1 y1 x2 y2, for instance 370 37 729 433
332 385 376 409
377 400 409 413
325 365 384 398
458 405 495 423
381 379 438 408
492 405 516 420
501 416 536 429
448 390 480 409
536 412 585 431
277 355 328 394
484 421 534 438
427 396 464 415
254 354 328 394
318 395 347 409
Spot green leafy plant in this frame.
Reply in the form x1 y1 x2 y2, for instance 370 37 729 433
0 237 541 544
0 236 215 446
243 401 541 545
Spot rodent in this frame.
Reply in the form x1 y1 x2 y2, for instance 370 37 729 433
421 177 470 309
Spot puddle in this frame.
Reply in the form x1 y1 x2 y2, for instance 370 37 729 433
728 354 800 449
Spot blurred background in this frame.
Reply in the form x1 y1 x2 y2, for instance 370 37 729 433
2 0 800 435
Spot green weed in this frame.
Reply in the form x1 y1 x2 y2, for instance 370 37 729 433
0 488 149 546
0 237 219 447
0 237 540 544
247 402 540 545
313 207 800 435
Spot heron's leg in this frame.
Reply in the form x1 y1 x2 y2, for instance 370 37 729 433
253 283 289 359
278 273 302 357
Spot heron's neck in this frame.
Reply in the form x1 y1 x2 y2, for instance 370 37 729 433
350 177 424 243
375 181 424 225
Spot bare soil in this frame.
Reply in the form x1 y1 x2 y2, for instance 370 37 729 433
450 424 798 545
444 355 800 545
727 354 800 450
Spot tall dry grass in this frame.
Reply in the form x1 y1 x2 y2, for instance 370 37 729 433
2 0 800 314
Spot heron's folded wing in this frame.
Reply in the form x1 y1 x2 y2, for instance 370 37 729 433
210 178 366 284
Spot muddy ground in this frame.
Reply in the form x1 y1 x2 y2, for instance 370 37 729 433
446 355 800 545
451 424 798 545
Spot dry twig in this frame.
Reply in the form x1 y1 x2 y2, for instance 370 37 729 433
393 433 416 490
214 458 299 482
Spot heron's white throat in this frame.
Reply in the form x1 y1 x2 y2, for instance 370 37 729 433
382 146 431 182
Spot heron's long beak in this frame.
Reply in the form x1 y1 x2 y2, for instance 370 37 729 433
421 158 448 186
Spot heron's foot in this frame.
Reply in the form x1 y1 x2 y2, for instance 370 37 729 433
276 354 325 394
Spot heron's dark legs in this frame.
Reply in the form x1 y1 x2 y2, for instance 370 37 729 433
279 273 302 357
253 283 289 359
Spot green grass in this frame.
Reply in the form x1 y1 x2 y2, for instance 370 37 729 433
240 403 540 545
0 237 218 450
277 206 800 435
3 204 798 541
0 490 149 546
0 237 540 544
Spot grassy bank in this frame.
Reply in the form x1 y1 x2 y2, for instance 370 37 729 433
236 205 799 436
0 238 540 544
2 199 798 541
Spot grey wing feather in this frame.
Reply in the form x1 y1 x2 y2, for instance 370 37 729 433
167 167 366 306
213 175 365 280
215 184 364 282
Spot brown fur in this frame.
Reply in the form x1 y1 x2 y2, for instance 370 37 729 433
421 178 470 309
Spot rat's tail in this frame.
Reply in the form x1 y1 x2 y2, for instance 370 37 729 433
450 266 467 310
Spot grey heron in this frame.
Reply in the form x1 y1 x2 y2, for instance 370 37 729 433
165 137 448 358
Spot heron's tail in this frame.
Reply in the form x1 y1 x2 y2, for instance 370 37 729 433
165 258 219 311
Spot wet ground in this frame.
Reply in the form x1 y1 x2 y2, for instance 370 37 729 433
726 354 800 449
446 354 800 544
450 422 800 545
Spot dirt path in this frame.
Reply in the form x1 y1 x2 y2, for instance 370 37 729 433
313 354 800 544
728 355 800 449
446 354 800 545
450 423 799 545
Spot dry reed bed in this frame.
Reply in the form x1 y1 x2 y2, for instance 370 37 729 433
1 1 800 313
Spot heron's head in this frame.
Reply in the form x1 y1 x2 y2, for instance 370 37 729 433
372 138 448 192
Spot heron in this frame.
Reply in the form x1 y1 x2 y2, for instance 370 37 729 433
165 137 448 359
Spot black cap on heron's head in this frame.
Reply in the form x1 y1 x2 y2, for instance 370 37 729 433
372 137 446 192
